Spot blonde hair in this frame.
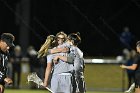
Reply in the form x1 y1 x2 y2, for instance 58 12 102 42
37 35 55 58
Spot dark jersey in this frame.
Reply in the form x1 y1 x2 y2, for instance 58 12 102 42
0 51 8 85
133 54 140 87
133 54 140 73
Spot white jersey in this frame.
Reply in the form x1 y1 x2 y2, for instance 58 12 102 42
47 42 76 75
74 47 85 76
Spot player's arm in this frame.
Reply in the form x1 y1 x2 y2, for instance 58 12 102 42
48 47 69 54
53 53 75 63
43 55 53 87
120 64 137 70
44 63 52 87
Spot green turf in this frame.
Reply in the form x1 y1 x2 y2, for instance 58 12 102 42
84 64 128 89
20 63 128 90
14 63 129 91
4 89 123 93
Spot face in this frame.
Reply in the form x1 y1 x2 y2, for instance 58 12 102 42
0 40 10 53
69 39 74 45
136 46 140 53
57 35 65 45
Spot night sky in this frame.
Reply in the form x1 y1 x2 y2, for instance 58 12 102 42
0 0 140 57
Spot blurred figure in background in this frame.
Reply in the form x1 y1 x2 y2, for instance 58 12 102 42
38 57 47 80
26 46 39 89
10 45 23 89
120 26 134 50
26 46 38 73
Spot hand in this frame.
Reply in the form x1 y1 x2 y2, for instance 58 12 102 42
43 81 48 87
4 77 13 85
120 65 126 69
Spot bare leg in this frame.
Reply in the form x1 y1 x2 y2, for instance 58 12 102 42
135 87 140 93
0 85 4 93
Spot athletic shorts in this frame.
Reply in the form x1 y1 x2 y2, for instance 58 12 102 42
135 73 140 88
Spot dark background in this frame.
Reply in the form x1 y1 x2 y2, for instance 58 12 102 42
0 0 140 57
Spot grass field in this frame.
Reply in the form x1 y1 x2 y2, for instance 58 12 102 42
9 63 128 93
4 89 124 93
20 63 128 90
84 63 128 90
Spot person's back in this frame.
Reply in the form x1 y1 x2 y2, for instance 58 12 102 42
52 42 75 75
73 47 86 93
50 34 80 93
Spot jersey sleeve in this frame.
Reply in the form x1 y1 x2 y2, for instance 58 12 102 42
133 54 140 64
47 54 54 63
66 46 76 63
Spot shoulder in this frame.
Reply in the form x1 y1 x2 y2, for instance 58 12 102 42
76 47 83 58
47 54 54 58
133 54 140 64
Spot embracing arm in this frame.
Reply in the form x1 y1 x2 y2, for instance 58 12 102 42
48 47 69 54
53 54 75 64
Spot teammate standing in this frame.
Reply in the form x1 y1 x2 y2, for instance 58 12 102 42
68 33 86 93
43 32 68 88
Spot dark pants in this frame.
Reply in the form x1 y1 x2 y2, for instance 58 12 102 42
127 72 135 89
73 75 86 93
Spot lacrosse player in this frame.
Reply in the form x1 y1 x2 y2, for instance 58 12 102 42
40 31 84 93
49 34 80 93
0 33 15 93
43 32 84 93
120 41 140 93
70 33 86 93
43 31 68 88
38 31 68 88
